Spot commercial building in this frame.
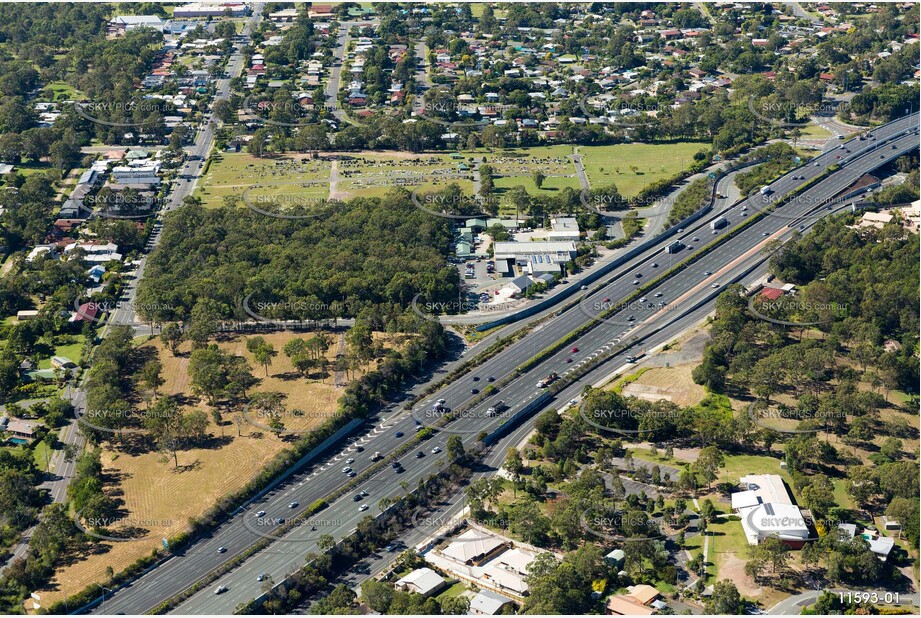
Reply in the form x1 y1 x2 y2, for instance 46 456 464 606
426 526 548 601
492 241 576 268
733 474 810 548
109 15 165 35
63 242 123 264
173 2 250 18
440 529 507 566
112 163 161 186
548 217 581 241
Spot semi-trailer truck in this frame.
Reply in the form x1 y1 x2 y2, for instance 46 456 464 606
710 216 728 230
536 372 559 388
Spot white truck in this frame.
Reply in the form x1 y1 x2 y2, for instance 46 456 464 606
710 216 728 231
760 186 772 195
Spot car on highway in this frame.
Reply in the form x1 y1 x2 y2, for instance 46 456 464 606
215 585 228 595
633 280 640 285
391 461 401 469
580 284 588 290
218 546 227 553
346 458 354 464
348 471 356 477
627 315 635 321
639 297 646 302
652 262 658 268
256 510 266 517
486 376 495 382
436 399 446 405
762 232 769 236
654 292 663 297
634 272 642 278
395 431 404 438
431 446 441 454
602 298 610 303
704 271 712 276
677 228 684 232
353 494 362 501
257 574 268 582
712 283 720 288
472 376 480 381
471 388 479 394
692 237 699 242
361 490 369 496
289 501 299 508
342 466 351 473
359 504 369 511
566 357 573 363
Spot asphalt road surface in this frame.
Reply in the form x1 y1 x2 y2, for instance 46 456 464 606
86 112 918 614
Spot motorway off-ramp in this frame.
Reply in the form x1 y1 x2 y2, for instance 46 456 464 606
89 114 918 614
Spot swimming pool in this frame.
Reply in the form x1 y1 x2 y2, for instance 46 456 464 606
7 438 29 445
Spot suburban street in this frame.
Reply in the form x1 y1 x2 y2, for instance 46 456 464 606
108 6 264 331
84 112 919 614
0 0 264 584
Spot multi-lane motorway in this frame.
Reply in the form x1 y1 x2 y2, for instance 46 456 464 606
87 112 918 614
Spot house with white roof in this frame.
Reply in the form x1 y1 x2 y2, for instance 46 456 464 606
394 567 445 597
469 590 515 615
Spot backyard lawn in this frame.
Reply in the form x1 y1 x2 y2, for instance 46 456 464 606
37 336 85 369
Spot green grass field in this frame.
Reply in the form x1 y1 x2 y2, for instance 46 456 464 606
718 454 792 488
494 174 580 199
32 440 52 469
338 152 474 199
578 141 709 197
482 145 581 212
796 123 833 139
196 153 332 208
706 516 749 577
44 81 80 102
